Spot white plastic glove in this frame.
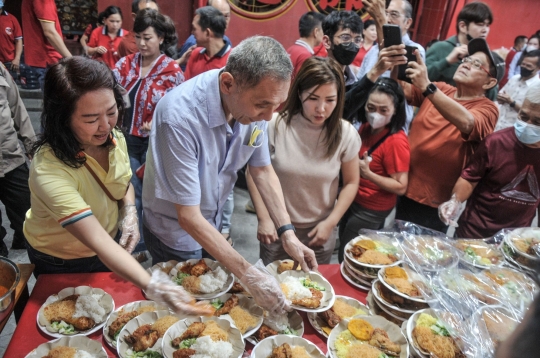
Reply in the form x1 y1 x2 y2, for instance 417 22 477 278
146 270 213 316
239 260 291 319
118 205 140 253
438 194 465 227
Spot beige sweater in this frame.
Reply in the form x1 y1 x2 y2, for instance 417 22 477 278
269 113 361 228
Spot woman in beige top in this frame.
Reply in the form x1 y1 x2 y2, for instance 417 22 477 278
247 57 361 264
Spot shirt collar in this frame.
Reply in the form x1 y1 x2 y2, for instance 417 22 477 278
102 26 124 37
208 70 229 128
524 74 540 86
295 39 315 55
200 42 232 58
1 10 7 16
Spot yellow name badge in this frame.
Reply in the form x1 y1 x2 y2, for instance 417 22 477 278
248 125 264 147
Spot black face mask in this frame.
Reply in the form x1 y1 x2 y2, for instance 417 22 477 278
332 42 360 66
466 33 474 42
520 67 535 78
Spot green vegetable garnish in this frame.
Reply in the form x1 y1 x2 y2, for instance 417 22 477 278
464 247 478 260
51 320 76 334
179 337 197 349
378 353 390 358
125 349 163 358
375 244 398 255
173 272 190 285
430 320 450 336
280 327 298 335
300 278 325 291
211 299 224 310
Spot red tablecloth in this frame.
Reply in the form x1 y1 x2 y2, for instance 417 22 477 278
7 264 367 357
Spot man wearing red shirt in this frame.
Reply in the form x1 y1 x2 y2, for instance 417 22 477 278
287 11 325 78
184 6 230 80
21 0 71 90
0 2 22 80
500 35 528 88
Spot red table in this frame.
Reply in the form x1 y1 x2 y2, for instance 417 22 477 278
7 264 367 357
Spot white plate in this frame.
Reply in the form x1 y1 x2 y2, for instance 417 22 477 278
37 286 114 338
266 259 300 278
366 291 406 326
453 239 505 270
340 262 371 291
343 257 378 280
103 300 169 348
116 310 187 358
344 235 402 273
307 295 371 338
25 336 107 358
343 261 374 286
484 266 538 310
169 258 235 300
245 310 305 346
371 280 413 320
327 314 409 358
406 308 439 358
251 334 325 358
162 316 245 358
378 266 435 304
211 293 264 339
277 270 336 313
146 260 179 275
470 304 520 357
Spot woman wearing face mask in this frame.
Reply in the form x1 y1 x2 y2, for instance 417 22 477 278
508 35 540 79
87 6 128 69
113 9 183 254
338 78 410 262
247 57 361 265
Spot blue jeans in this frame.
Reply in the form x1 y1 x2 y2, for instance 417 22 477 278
221 190 234 234
125 134 148 252
143 224 202 265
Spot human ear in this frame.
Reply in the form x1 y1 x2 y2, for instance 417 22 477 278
482 77 498 90
323 35 331 50
219 72 235 94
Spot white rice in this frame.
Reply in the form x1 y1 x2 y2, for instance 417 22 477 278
72 295 106 323
282 276 312 300
190 335 233 358
199 267 228 293
74 350 96 358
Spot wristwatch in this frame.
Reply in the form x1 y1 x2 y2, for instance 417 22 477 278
422 83 438 97
277 224 296 238
510 101 516 108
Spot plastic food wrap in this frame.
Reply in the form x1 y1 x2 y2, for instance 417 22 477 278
495 227 540 273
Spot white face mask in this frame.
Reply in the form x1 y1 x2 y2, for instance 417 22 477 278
366 111 392 129
526 44 539 52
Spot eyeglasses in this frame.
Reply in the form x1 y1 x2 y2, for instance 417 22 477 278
385 11 406 20
461 56 494 78
334 34 363 45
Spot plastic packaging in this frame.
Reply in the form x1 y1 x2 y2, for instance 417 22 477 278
438 194 465 227
118 205 140 253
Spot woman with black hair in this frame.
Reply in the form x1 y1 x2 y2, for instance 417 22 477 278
113 9 183 253
87 6 129 69
338 78 410 262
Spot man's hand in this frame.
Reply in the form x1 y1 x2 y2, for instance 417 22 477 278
438 194 465 227
445 44 468 65
257 219 278 244
367 44 407 82
307 220 334 247
281 231 318 272
96 46 108 55
362 0 386 24
11 58 20 73
177 45 196 66
497 92 513 105
405 49 431 92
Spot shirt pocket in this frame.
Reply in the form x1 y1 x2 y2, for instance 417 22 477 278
231 144 256 171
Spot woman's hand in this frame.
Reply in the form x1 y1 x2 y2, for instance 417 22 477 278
359 151 372 179
307 220 334 247
96 46 108 55
140 120 152 133
257 219 278 244
118 205 140 253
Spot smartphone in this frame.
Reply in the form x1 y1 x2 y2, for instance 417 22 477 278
397 45 418 83
383 24 402 48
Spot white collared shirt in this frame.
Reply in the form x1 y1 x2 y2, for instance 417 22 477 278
495 74 540 131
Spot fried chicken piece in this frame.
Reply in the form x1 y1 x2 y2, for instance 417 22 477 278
413 326 456 358
214 294 239 316
318 308 341 328
348 246 366 259
61 294 80 302
173 348 197 358
191 259 211 277
255 324 278 341
292 288 322 308
270 343 293 358
44 296 96 331
171 322 206 347
108 311 139 339
369 328 401 355
180 263 194 275
310 288 323 300
125 324 159 352
228 282 245 294
69 316 95 331
358 250 395 265
42 346 76 358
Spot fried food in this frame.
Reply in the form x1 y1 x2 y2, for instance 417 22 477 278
348 319 373 341
277 261 301 274
358 250 396 265
270 343 293 358
318 308 341 328
291 346 310 358
43 295 96 331
200 320 228 342
42 346 76 358
172 322 206 348
228 282 246 294
412 325 459 358
332 299 364 319
214 294 239 316
154 315 180 337
369 328 401 355
292 288 322 308
125 324 159 352
346 343 383 358
255 324 278 341
182 276 202 294
173 348 197 358
180 263 194 275
385 267 408 279
229 305 259 334
108 310 139 339
355 239 377 250
385 277 421 297
191 259 211 277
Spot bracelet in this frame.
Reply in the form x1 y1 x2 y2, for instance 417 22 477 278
277 224 296 238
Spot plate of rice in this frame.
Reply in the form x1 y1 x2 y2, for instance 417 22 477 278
117 310 186 358
162 316 245 358
25 336 107 358
453 239 504 269
210 293 263 339
344 235 401 278
308 295 371 338
483 266 538 310
103 300 170 348
278 271 335 313
251 334 325 358
169 258 234 300
246 309 305 345
37 286 114 338
328 315 408 358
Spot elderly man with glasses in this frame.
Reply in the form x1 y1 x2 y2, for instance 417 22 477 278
392 38 504 233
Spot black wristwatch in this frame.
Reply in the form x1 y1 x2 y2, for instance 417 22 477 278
510 100 516 108
277 224 296 238
422 83 438 97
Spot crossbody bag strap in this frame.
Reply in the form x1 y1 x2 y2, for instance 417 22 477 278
367 131 393 156
83 162 118 202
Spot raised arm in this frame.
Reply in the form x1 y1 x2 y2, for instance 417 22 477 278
362 0 387 44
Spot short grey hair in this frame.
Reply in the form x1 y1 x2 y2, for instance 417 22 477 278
402 0 413 19
224 36 293 88
525 81 540 105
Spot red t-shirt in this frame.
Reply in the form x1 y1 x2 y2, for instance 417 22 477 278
0 11 22 63
21 0 63 68
352 44 373 68
88 26 129 69
355 125 410 211
456 128 540 238
287 41 313 78
117 31 137 58
184 43 231 80
313 42 327 57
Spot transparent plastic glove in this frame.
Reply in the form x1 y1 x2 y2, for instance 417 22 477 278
438 194 465 227
239 259 291 318
118 205 140 253
146 270 214 316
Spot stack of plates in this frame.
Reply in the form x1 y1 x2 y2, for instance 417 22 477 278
500 228 540 274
